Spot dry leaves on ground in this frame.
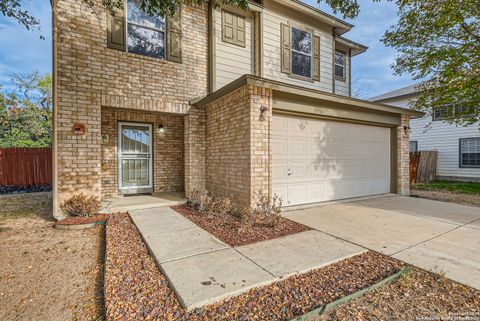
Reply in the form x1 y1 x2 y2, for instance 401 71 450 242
316 267 480 321
171 205 310 247
411 189 480 207
0 193 104 321
105 212 403 321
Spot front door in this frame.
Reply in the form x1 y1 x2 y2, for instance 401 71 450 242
118 122 153 194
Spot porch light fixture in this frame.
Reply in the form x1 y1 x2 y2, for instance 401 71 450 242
260 105 268 121
403 125 411 135
158 124 165 133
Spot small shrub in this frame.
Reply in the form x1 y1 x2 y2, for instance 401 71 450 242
188 191 235 221
187 189 202 208
60 193 101 217
241 190 283 228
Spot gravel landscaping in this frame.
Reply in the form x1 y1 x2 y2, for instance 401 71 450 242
105 212 402 321
0 193 104 321
171 205 311 247
315 267 480 321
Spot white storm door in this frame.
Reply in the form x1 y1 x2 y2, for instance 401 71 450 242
118 122 153 194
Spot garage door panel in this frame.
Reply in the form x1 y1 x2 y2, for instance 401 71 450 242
290 139 308 156
287 184 308 205
272 116 288 135
273 115 391 206
271 138 288 158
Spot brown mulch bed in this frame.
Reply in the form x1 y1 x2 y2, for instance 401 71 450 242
105 212 403 321
411 189 480 207
315 267 480 321
55 214 109 226
171 205 311 247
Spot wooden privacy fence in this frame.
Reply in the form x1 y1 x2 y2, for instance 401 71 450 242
410 151 438 185
0 148 52 186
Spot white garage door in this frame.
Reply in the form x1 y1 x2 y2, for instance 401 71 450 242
272 115 391 206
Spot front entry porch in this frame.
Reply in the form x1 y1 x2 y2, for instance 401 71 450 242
102 192 186 213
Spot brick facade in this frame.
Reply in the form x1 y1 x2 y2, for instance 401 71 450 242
53 0 207 214
101 107 184 198
205 85 272 207
397 114 411 196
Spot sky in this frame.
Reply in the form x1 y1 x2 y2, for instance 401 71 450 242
0 0 415 98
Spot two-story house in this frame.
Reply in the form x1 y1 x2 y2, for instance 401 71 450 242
371 84 480 182
52 0 421 216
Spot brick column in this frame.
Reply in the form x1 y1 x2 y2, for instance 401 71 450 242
397 114 410 196
184 106 206 198
249 85 273 204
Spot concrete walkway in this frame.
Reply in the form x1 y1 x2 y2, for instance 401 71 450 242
130 207 366 310
284 195 480 290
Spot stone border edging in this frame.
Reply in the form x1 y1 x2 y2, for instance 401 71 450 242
290 267 410 321
54 221 105 230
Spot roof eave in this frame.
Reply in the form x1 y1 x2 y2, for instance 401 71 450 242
194 75 424 119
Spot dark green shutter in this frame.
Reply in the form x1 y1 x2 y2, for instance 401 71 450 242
107 9 126 51
313 35 320 81
166 6 182 63
281 23 291 74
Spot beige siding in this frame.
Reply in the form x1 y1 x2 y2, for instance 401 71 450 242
214 8 253 90
262 1 333 92
334 48 350 96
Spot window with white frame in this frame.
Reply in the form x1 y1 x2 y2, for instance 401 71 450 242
460 137 480 167
126 0 166 59
291 27 312 78
410 141 418 152
335 51 345 80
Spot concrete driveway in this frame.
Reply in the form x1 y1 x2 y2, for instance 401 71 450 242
284 195 480 289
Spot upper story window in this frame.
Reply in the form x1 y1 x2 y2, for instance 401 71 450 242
460 137 480 168
281 23 320 82
335 51 346 80
291 27 312 78
222 10 246 47
410 141 418 152
432 105 477 121
126 0 166 59
107 1 182 63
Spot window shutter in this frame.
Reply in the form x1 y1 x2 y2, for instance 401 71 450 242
166 5 182 63
107 9 126 51
313 35 320 81
235 15 246 46
280 23 291 74
222 11 235 43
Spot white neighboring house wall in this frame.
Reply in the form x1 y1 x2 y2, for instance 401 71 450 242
371 86 480 182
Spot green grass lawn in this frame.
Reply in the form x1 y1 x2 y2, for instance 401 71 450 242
412 180 480 195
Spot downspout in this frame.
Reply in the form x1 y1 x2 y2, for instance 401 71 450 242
207 2 215 94
52 0 61 220
332 30 336 94
348 48 352 97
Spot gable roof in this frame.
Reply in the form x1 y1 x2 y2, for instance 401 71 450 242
369 84 420 102
269 0 354 35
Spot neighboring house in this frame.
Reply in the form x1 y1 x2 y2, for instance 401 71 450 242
371 85 480 182
51 0 421 215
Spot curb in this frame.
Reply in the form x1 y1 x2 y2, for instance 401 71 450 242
290 267 410 321
54 221 105 230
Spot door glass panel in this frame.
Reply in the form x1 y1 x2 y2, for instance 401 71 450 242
119 124 151 189
121 125 150 154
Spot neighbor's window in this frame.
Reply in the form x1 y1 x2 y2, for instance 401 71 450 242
126 0 166 59
432 106 450 121
291 27 312 78
460 137 480 168
335 51 345 80
410 141 418 152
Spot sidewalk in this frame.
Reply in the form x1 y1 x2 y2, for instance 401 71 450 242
130 207 366 310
